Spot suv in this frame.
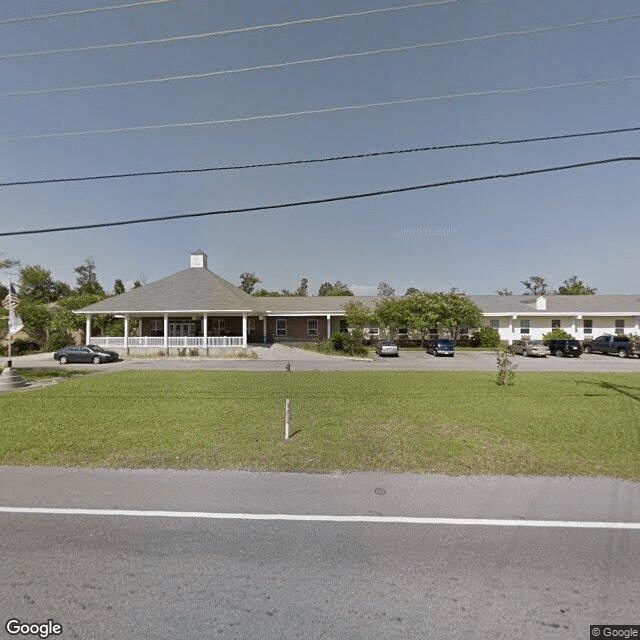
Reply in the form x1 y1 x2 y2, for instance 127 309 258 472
583 335 639 358
425 338 455 357
544 339 582 358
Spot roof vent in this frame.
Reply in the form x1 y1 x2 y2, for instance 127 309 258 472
190 250 208 269
535 296 547 311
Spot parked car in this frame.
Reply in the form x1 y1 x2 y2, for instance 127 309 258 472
543 339 582 358
583 334 639 358
425 338 455 357
375 340 399 357
54 344 120 364
510 340 550 357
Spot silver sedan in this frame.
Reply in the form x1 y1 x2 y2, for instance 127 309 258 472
510 340 550 357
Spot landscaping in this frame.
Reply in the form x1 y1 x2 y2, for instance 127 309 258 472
1 370 638 479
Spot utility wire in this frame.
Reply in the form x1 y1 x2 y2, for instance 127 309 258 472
2 125 639 188
1 157 637 237
4 13 639 98
3 74 639 143
0 0 460 59
0 0 184 26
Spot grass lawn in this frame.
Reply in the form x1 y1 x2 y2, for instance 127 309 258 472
1 371 638 479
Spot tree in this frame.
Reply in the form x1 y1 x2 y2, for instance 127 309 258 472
342 300 376 329
542 328 573 342
521 275 548 296
74 258 104 296
404 287 421 296
0 254 19 271
295 277 309 297
318 281 353 296
496 288 513 296
19 265 65 303
17 300 52 347
377 282 395 298
113 279 126 294
556 276 597 295
431 292 484 340
239 272 261 294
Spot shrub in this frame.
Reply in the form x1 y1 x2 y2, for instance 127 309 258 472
331 332 346 351
495 348 518 387
45 333 72 352
11 338 42 355
188 348 199 357
471 326 501 348
542 328 573 342
177 348 187 357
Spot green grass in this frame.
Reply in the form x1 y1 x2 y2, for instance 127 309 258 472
1 371 639 479
12 368 89 381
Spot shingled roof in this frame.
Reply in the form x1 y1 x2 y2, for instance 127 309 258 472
79 266 258 314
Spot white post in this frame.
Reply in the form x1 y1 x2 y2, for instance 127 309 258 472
242 313 247 347
163 313 169 349
124 315 129 349
285 398 290 440
263 316 267 343
327 314 331 339
203 314 208 348
86 314 92 344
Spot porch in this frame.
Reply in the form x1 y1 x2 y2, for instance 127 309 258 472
90 336 245 349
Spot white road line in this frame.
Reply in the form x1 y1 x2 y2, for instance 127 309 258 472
0 506 639 529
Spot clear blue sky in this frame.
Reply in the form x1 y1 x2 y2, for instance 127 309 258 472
1 0 638 295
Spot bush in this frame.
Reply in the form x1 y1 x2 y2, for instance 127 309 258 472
542 328 573 342
471 326 501 348
331 332 346 351
45 333 72 352
496 348 518 387
11 338 41 355
177 348 187 357
188 348 199 357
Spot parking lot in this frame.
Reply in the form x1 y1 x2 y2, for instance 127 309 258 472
8 346 640 373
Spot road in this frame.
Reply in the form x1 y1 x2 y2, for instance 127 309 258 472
1 468 638 639
8 344 640 373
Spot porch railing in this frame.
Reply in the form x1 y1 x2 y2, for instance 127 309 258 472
89 336 244 348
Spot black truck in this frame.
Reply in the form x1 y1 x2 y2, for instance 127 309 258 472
583 335 639 358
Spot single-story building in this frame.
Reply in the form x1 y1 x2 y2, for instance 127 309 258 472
76 250 640 350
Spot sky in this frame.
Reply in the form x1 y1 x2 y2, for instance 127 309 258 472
0 0 639 296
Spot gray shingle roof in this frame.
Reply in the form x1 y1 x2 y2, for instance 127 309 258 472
470 295 640 314
78 267 258 314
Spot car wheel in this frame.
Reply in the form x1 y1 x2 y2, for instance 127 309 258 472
522 350 528 357
618 349 628 358
59 355 68 364
555 349 564 357
583 346 591 354
92 355 101 364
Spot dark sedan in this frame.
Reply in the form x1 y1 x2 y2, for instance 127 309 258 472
54 345 120 364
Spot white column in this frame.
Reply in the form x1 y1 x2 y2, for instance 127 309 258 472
327 314 331 339
163 313 169 348
124 315 129 349
242 314 248 347
263 316 267 342
86 314 92 343
203 314 208 347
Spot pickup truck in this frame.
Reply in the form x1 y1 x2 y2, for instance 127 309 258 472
583 335 639 358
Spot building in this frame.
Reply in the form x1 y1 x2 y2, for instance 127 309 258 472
77 251 640 350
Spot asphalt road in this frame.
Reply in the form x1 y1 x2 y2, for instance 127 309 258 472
8 345 640 373
1 468 638 639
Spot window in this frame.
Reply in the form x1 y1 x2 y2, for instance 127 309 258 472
248 319 255 336
399 327 408 335
489 319 499 330
339 320 348 333
615 319 625 335
307 319 318 336
368 326 379 336
150 320 163 336
459 326 469 336
583 319 593 335
276 319 287 336
551 319 561 329
520 319 530 335
211 319 225 336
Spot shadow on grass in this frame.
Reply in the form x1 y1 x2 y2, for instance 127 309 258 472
579 379 640 403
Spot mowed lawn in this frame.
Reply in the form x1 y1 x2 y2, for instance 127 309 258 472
1 371 638 479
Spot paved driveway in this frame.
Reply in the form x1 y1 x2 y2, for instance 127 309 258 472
7 347 640 373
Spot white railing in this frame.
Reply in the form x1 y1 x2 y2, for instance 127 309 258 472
90 336 245 348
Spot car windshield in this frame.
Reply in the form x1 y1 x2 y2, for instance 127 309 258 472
529 341 544 346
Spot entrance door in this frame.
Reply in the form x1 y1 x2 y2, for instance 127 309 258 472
169 322 195 337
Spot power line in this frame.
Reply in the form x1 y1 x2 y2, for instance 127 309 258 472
2 125 639 188
1 157 637 237
0 0 184 26
0 0 460 59
4 13 640 99
3 74 639 143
